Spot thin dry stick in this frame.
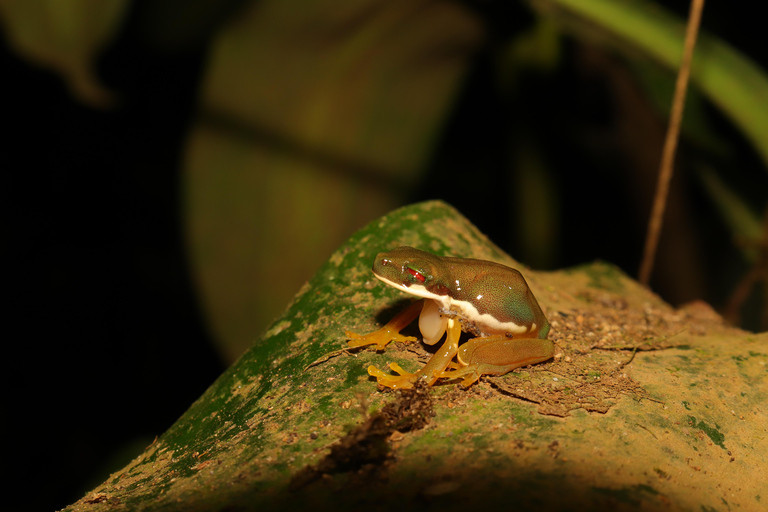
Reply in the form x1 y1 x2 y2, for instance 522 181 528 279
638 0 705 286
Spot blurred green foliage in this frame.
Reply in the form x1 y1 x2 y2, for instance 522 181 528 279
2 0 765 357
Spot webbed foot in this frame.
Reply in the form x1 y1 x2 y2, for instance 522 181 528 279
368 362 428 389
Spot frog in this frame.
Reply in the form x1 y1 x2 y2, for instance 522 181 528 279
346 246 554 389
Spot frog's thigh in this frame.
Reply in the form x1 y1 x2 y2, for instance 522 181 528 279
459 337 554 374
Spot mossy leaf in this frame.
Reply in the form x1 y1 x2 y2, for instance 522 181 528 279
65 201 767 512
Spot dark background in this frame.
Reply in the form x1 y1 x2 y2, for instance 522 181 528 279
3 1 766 510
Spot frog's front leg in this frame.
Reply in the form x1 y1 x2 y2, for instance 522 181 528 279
346 299 424 351
368 317 462 389
440 336 555 387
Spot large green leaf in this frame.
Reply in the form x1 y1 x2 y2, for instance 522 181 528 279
537 0 768 171
184 0 484 360
64 201 767 512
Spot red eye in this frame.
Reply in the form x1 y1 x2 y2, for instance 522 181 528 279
407 267 426 283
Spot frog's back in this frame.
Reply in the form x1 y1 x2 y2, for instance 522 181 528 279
443 257 548 338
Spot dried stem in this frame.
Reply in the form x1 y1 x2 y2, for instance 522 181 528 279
638 0 705 286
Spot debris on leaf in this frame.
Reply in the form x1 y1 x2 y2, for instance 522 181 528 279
290 383 434 490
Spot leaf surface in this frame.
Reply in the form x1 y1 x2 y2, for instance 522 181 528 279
65 201 767 512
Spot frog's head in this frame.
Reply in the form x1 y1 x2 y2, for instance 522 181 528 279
372 246 448 295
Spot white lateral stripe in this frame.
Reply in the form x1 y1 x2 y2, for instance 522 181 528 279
376 275 450 307
375 274 528 334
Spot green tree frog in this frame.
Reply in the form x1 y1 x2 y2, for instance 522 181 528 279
346 246 554 389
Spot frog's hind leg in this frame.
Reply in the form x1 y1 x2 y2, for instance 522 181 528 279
440 336 555 387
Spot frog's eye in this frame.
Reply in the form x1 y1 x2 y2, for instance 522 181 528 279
406 267 426 283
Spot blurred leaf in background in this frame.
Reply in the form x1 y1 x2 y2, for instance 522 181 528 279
0 0 128 105
187 0 768 359
525 0 767 326
184 0 484 361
